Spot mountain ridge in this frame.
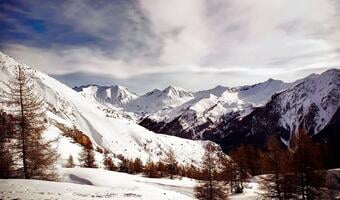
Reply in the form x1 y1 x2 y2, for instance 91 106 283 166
72 68 340 150
0 51 217 167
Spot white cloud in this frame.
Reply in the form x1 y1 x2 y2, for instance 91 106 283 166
2 0 340 92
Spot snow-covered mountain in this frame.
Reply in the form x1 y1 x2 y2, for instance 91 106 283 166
74 84 138 107
138 78 292 139
71 61 339 152
137 69 339 149
0 51 218 167
125 86 194 115
216 68 340 151
75 78 291 140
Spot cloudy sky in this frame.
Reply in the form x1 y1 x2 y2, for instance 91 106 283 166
1 0 339 93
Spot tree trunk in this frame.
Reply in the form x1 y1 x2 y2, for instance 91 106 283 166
19 75 28 179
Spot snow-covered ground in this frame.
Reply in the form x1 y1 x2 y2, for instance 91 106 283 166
0 51 218 167
0 168 262 200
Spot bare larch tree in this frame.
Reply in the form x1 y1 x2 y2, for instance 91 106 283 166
0 65 58 180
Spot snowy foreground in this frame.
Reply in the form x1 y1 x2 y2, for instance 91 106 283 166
0 168 261 200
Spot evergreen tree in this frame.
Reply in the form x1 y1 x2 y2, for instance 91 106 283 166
79 145 97 168
65 155 75 168
0 66 58 180
194 143 227 200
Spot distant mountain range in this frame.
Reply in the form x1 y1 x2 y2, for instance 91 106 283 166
75 69 340 152
0 51 213 167
2 50 338 159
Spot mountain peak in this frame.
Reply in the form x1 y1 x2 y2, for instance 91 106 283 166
74 84 138 106
264 78 284 84
163 85 193 98
321 68 340 76
163 85 183 92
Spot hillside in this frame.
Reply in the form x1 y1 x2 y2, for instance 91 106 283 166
0 52 216 167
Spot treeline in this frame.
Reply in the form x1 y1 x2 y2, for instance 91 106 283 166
194 129 338 200
0 66 58 180
66 146 208 180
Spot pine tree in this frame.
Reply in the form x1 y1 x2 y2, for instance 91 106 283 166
79 145 97 168
194 143 227 200
163 148 178 179
65 155 75 168
0 66 58 180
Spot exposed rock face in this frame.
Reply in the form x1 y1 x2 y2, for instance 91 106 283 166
140 69 340 152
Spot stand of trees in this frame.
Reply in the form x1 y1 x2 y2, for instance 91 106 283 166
229 129 331 200
0 66 58 180
259 135 295 199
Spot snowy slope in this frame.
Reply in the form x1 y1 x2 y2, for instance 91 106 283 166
2 168 338 200
217 68 340 151
275 69 340 136
73 77 291 140
137 68 339 147
138 79 291 139
0 52 214 167
0 168 263 200
74 84 138 107
124 86 194 115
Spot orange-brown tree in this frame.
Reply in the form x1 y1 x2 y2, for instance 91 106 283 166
163 148 178 179
79 145 97 168
0 66 58 180
0 110 16 178
194 143 227 200
103 152 117 171
290 129 324 200
228 145 252 193
143 157 159 178
133 158 143 174
260 135 295 200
